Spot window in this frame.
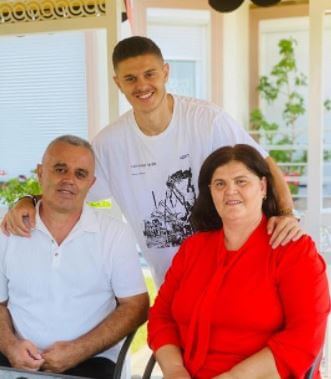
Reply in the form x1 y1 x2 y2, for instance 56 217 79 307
147 8 210 99
0 31 88 180
166 60 196 97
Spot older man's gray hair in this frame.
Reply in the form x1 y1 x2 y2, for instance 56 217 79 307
43 135 95 162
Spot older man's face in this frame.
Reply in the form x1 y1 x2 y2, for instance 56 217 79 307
37 142 96 214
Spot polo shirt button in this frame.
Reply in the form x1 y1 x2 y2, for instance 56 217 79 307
55 252 59 257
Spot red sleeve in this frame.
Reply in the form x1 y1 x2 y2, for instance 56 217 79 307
147 239 190 352
267 236 330 378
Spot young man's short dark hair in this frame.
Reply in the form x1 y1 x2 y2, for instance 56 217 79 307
112 36 164 70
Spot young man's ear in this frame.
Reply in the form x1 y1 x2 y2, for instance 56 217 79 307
163 62 170 82
113 75 122 91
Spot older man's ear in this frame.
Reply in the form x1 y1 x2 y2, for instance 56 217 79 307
36 164 42 183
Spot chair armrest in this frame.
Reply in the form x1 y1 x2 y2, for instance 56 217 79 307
142 354 157 379
305 349 323 379
113 330 137 379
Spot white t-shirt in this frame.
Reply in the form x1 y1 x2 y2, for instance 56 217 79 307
0 204 146 363
91 95 267 286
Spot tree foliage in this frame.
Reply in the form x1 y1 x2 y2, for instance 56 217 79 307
250 37 330 194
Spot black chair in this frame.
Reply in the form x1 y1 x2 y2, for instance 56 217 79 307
304 350 323 379
141 354 156 379
141 351 322 379
113 329 137 379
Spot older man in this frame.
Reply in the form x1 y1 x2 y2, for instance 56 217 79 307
0 135 149 378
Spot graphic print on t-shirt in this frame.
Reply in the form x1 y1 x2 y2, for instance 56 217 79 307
143 168 196 249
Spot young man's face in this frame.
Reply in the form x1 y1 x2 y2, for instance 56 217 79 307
37 142 96 215
113 54 169 115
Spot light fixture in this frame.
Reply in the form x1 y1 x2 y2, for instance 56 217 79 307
209 0 281 13
251 0 281 6
208 0 245 13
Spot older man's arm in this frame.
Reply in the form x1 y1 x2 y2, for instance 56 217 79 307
41 292 149 373
0 302 44 371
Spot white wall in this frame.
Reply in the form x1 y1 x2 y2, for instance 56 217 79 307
0 32 88 180
222 1 250 127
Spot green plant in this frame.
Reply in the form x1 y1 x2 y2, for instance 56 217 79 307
250 37 330 194
0 172 41 207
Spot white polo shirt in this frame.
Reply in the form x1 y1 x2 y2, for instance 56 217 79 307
0 203 146 363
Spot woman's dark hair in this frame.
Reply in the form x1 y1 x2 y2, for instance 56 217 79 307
112 36 164 70
190 144 280 232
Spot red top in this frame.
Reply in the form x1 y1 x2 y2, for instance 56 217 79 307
148 217 330 378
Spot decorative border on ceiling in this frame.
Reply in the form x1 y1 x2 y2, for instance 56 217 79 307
0 0 106 24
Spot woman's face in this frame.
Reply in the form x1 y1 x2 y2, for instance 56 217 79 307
209 160 267 224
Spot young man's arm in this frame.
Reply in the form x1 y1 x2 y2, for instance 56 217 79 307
265 157 304 248
0 302 44 370
41 293 149 373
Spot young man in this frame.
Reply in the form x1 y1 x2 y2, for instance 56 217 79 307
1 37 303 287
0 136 149 378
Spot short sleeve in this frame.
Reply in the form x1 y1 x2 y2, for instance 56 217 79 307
109 224 147 298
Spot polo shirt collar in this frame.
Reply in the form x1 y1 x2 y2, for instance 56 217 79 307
35 201 99 239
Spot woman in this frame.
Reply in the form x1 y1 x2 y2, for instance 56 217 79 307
147 144 330 379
